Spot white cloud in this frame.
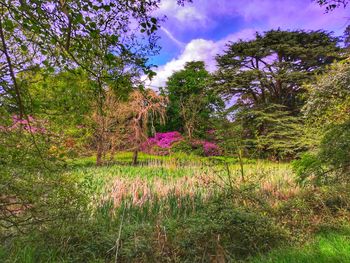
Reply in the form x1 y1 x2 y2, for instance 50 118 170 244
147 28 256 88
147 0 349 89
160 27 185 47
156 0 212 29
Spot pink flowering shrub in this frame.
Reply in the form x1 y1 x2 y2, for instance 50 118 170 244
142 131 183 155
142 131 221 156
201 141 221 156
191 139 221 156
0 115 46 134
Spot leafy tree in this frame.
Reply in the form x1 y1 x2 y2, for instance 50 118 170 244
215 30 341 159
304 60 350 126
126 89 167 165
344 25 350 49
21 69 96 155
215 29 341 113
247 104 305 160
92 88 167 165
161 61 224 138
0 0 191 235
295 60 350 184
315 0 349 11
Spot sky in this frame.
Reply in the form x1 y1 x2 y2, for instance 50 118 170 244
146 0 349 88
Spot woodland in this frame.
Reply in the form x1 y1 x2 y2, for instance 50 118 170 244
1 0 350 262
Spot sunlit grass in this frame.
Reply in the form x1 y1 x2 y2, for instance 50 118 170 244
64 153 297 222
250 226 350 263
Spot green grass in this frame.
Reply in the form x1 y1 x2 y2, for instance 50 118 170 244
2 153 350 262
251 226 350 263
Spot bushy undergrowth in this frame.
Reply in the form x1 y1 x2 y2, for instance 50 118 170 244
250 225 350 263
1 156 350 262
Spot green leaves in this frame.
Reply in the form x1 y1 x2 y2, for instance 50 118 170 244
215 29 341 113
102 5 111 12
140 18 158 34
20 44 28 52
3 18 15 33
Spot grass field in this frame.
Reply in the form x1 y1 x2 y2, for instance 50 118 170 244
1 153 350 262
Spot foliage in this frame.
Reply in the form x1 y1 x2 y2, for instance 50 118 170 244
161 61 224 137
142 131 184 155
298 60 350 184
215 29 341 160
19 69 94 156
292 152 326 185
315 0 349 11
91 88 167 165
142 131 221 156
215 29 341 113
304 60 350 126
2 156 350 262
229 104 306 160
251 226 350 263
0 116 87 239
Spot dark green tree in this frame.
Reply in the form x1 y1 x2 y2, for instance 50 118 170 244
215 29 341 159
215 29 341 113
344 25 350 49
161 61 224 138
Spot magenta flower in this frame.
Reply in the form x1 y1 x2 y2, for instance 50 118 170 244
0 115 47 134
141 131 183 154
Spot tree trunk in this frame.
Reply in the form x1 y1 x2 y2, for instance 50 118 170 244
132 150 138 166
95 80 105 166
238 148 245 182
0 16 24 118
96 135 103 166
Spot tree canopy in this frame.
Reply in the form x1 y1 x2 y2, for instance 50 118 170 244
215 29 341 113
161 61 224 138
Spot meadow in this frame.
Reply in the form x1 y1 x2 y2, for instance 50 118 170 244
2 153 349 263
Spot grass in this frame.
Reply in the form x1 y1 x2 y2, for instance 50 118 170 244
251 226 350 263
67 154 296 220
2 153 350 262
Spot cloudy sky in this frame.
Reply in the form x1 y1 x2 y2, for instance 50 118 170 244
147 0 349 88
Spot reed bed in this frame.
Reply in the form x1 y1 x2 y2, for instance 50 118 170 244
68 155 299 219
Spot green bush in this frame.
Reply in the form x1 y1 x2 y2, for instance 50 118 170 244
293 121 350 185
319 121 350 178
171 140 193 154
292 152 325 185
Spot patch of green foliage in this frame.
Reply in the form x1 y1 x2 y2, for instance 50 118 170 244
250 225 350 263
2 157 350 262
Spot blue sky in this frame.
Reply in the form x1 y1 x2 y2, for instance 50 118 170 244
147 0 349 88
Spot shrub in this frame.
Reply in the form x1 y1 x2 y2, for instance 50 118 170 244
142 132 183 155
293 121 350 185
292 153 325 185
142 132 221 156
171 140 193 154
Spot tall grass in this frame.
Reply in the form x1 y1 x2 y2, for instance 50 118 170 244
66 155 298 223
2 153 350 262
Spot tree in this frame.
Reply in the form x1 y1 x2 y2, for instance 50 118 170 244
127 89 167 165
0 0 163 119
295 60 350 184
315 0 349 11
215 29 341 114
304 60 350 126
92 88 167 165
248 104 306 160
214 30 341 159
162 61 224 138
344 25 350 49
0 0 191 234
